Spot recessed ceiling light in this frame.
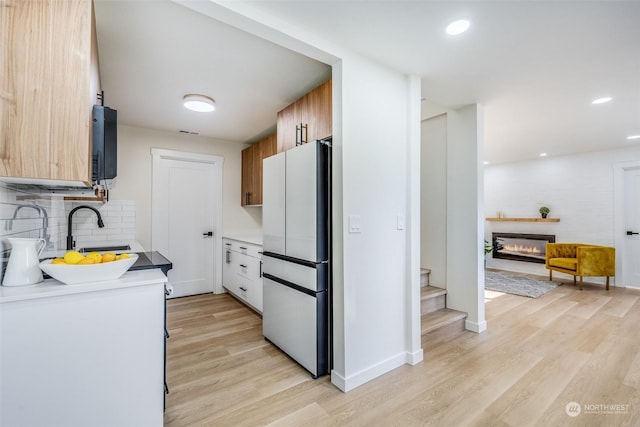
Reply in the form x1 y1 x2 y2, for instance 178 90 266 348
483 161 489 165
540 153 547 157
183 94 215 112
626 135 640 140
592 97 612 105
446 19 470 35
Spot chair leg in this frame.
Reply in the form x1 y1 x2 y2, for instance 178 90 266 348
579 276 583 291
549 270 553 281
573 275 576 286
606 276 610 291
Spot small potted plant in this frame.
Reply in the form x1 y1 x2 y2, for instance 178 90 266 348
539 206 550 218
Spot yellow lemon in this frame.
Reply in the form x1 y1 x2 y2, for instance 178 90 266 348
78 257 96 265
51 258 66 265
64 251 84 265
86 251 103 264
116 253 131 261
102 252 117 263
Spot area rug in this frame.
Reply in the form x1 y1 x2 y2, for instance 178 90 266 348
485 270 560 298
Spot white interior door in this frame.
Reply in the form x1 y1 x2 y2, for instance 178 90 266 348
152 149 223 298
624 168 640 287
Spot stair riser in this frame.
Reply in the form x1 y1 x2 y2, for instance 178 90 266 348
420 272 430 287
421 317 467 348
421 294 446 315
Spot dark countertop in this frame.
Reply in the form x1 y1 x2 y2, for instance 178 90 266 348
129 251 172 275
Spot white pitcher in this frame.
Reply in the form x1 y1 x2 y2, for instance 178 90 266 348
2 238 46 286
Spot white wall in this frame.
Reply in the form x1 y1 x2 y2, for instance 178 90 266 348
484 145 640 284
421 114 447 287
332 54 421 392
109 125 261 250
445 105 486 333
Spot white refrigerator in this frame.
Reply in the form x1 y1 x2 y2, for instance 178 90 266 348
262 140 330 378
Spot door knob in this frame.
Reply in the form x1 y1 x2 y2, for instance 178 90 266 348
627 231 639 236
202 231 213 237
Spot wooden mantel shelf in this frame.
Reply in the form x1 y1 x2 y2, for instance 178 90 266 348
486 217 560 222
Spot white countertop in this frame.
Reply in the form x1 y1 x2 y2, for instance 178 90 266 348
222 230 263 246
0 269 167 303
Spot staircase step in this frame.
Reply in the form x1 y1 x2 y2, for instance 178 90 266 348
421 308 468 347
420 268 431 287
421 286 446 315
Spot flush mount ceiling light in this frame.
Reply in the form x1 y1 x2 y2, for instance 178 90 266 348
591 97 612 105
183 94 215 112
626 135 640 140
540 153 547 157
446 19 470 35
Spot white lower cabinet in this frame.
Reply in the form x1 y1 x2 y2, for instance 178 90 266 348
0 272 166 427
222 238 263 313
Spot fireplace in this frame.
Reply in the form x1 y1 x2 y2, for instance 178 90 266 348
492 233 556 264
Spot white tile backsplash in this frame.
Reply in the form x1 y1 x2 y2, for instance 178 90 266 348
1 182 137 282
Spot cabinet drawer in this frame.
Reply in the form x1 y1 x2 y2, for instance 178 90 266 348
238 243 261 259
223 239 262 259
236 276 251 303
237 255 257 280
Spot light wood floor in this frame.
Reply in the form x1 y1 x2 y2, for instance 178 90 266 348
164 277 640 426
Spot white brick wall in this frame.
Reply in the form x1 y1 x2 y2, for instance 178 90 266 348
67 200 136 248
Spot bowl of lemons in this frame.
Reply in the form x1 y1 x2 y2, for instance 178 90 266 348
39 251 138 285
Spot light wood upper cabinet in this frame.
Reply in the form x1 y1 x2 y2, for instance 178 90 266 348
276 79 332 153
0 0 100 185
241 132 276 206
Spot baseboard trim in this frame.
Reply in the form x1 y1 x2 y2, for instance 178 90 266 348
405 348 424 365
465 319 487 333
330 352 408 392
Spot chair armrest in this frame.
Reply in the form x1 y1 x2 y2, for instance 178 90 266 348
576 246 615 276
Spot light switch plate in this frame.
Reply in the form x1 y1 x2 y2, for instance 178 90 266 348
397 214 405 230
349 215 362 233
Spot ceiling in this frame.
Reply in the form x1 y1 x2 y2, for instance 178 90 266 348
93 0 331 144
95 0 640 164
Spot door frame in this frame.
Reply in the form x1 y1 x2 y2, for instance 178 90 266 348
151 148 224 294
613 160 640 288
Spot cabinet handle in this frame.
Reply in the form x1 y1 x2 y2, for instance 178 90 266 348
225 250 231 264
259 260 263 278
245 192 251 205
239 246 247 250
296 123 308 146
240 286 247 292
240 264 247 268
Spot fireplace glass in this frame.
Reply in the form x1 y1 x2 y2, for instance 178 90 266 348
492 233 556 264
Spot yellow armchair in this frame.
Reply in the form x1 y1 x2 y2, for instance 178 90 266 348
545 243 615 290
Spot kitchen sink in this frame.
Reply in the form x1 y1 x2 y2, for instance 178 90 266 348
79 244 131 253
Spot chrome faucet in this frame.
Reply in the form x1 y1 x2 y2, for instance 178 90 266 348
6 203 50 247
67 205 105 250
